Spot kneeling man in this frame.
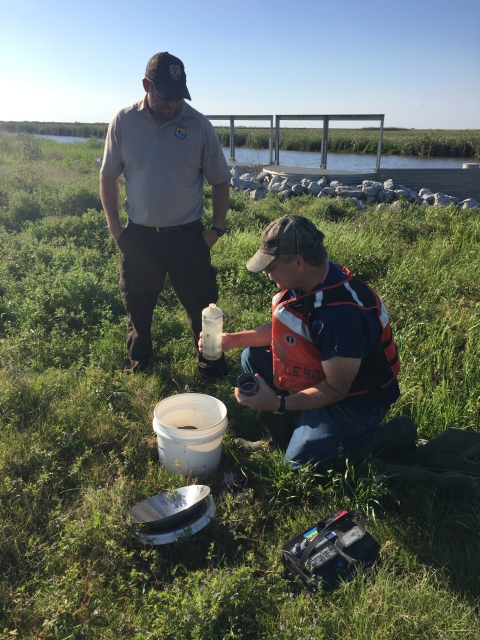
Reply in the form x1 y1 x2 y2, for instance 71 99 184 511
207 215 401 470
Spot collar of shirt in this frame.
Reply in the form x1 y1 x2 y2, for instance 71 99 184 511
138 97 194 127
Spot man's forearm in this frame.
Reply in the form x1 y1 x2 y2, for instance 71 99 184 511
284 380 346 411
223 323 272 351
211 181 229 228
100 173 122 242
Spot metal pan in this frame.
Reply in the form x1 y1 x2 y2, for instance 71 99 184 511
127 485 211 532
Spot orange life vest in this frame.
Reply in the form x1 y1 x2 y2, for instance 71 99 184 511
271 265 400 399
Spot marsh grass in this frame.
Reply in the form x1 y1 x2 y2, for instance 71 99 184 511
215 127 480 158
1 132 480 638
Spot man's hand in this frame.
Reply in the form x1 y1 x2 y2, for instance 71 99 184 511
202 228 220 249
110 223 124 244
234 374 280 411
100 174 124 244
198 331 237 353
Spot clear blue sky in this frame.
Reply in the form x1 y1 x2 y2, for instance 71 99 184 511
1 0 479 129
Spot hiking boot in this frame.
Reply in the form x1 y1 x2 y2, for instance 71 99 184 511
231 438 270 452
197 353 229 384
345 415 417 467
120 359 150 373
258 409 296 451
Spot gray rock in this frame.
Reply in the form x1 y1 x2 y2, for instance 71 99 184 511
256 171 271 183
286 179 301 188
317 190 329 198
460 198 479 209
391 200 411 211
321 187 335 196
376 203 389 212
250 187 269 201
307 181 322 196
378 189 396 203
268 175 283 190
366 196 377 205
394 187 411 199
278 188 293 200
346 197 367 211
336 186 365 199
423 193 435 204
362 180 383 197
240 173 253 181
330 180 342 187
434 192 456 207
419 187 433 197
317 177 328 188
291 183 306 195
397 184 422 203
231 165 251 178
270 181 284 193
383 179 395 190
231 177 261 191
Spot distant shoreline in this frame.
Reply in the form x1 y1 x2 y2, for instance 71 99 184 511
1 121 479 158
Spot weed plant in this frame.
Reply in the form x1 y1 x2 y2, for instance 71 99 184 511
0 132 480 638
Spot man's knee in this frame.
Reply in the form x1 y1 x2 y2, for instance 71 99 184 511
241 346 271 372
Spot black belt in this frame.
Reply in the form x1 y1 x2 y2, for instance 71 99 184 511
128 219 200 234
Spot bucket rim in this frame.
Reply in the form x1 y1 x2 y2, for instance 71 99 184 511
153 393 227 427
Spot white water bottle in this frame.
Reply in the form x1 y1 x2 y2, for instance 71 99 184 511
202 303 223 361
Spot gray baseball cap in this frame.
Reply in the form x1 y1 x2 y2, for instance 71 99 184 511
246 215 325 272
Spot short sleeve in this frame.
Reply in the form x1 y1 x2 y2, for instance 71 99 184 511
201 120 232 186
100 115 125 178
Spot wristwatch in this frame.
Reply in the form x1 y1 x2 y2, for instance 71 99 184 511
210 225 225 237
273 395 286 415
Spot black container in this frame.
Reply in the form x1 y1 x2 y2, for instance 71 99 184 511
236 373 259 396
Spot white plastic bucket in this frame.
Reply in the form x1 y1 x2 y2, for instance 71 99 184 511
152 393 228 477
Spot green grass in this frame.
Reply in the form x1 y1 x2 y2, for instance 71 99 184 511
1 132 480 639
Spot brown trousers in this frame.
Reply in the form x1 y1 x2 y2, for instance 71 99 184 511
117 219 218 369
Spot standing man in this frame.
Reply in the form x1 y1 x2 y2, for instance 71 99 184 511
100 52 231 379
204 215 404 470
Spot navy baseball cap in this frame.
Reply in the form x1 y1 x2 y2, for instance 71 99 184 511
145 52 191 100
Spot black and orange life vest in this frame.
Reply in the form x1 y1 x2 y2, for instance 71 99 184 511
271 265 400 399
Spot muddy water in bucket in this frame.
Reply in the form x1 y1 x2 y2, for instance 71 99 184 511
152 394 228 477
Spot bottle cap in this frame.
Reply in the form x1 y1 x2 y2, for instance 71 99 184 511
209 303 217 310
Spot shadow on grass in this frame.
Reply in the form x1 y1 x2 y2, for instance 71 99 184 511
377 485 480 603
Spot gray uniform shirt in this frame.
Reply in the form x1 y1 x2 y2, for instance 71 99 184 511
100 99 231 227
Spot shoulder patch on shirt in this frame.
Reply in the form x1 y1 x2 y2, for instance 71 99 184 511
175 126 187 139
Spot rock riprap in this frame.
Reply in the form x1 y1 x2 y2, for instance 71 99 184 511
229 165 479 210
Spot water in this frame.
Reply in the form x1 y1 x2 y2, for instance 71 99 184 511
33 134 476 171
35 134 98 143
223 146 476 171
